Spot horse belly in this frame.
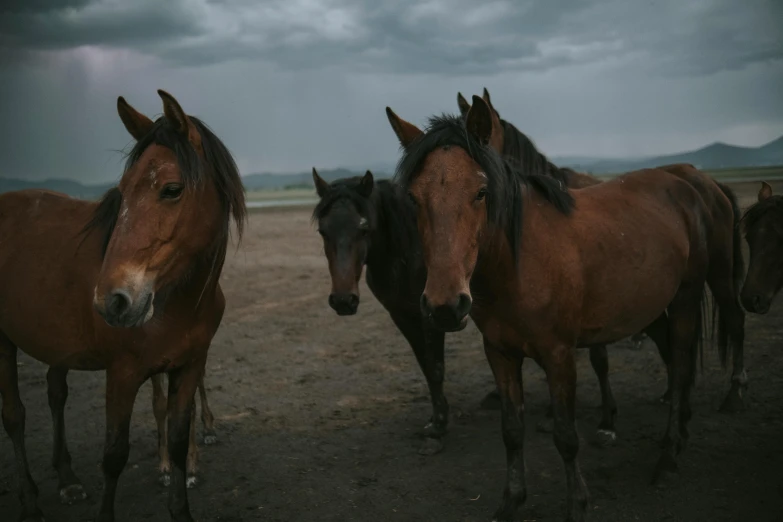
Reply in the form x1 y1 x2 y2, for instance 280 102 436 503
578 228 689 345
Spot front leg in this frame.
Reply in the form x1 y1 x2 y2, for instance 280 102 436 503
543 344 589 522
483 339 526 522
151 374 171 486
198 376 218 445
588 345 618 446
97 364 145 522
166 356 207 522
389 312 448 455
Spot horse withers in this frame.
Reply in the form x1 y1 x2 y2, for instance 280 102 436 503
0 90 245 522
387 96 744 521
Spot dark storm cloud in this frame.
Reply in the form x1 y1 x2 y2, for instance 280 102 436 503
2 0 780 76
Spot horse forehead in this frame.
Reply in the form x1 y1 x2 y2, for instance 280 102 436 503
417 147 478 188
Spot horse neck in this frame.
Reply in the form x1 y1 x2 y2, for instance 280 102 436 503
163 235 228 314
365 185 418 270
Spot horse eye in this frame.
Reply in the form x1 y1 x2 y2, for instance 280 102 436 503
475 188 488 201
160 183 184 200
407 191 418 206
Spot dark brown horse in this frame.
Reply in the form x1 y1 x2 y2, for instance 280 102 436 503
0 90 245 522
387 96 744 521
312 168 453 455
741 181 783 313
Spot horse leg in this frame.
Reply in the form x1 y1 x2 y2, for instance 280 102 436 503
151 373 171 486
166 355 207 522
543 344 589 522
198 376 218 445
186 402 199 489
709 276 747 413
652 288 700 485
96 364 144 522
630 332 646 350
589 345 617 446
46 366 87 504
483 338 526 522
390 312 449 455
0 335 44 521
642 313 672 404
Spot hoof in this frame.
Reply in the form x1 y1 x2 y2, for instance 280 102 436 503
536 417 554 434
20 512 46 522
159 472 171 487
479 389 501 410
719 388 746 413
59 483 88 505
418 437 444 456
658 390 671 405
422 420 446 439
595 429 617 447
186 474 198 489
651 452 679 486
202 431 218 445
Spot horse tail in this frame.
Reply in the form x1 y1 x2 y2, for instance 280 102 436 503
712 181 745 368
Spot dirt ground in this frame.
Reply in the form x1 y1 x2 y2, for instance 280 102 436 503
2 181 782 522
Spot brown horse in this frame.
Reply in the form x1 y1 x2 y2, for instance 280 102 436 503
741 181 783 313
0 90 245 522
458 88 750 411
386 96 744 521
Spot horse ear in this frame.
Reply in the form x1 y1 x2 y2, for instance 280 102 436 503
157 89 190 137
457 92 471 117
312 168 330 198
482 87 500 118
117 96 154 141
466 95 493 146
385 107 423 148
357 170 374 198
758 181 773 202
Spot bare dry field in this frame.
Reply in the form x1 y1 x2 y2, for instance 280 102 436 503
2 180 782 521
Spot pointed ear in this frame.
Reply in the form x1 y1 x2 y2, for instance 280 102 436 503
457 92 471 117
466 95 493 146
312 168 330 198
357 170 374 198
482 87 500 118
759 181 773 202
117 96 154 141
157 89 190 137
385 107 423 148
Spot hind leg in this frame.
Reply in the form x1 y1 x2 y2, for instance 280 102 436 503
198 376 217 445
589 345 618 446
708 278 747 412
151 374 171 486
652 289 699 485
47 366 87 504
185 402 199 489
642 313 673 404
0 336 44 521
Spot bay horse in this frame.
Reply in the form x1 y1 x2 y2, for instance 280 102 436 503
387 96 745 521
458 88 749 412
740 181 783 313
0 90 245 522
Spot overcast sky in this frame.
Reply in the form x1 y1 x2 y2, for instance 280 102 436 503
1 0 781 184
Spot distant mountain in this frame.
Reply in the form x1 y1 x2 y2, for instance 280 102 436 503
1 134 780 197
241 167 392 191
555 135 783 174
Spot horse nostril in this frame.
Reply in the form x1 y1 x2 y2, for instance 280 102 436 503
349 294 359 308
456 293 472 317
108 289 132 318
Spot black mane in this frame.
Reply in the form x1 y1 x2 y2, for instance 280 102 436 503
741 196 783 235
82 115 247 261
393 113 574 262
498 118 574 188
